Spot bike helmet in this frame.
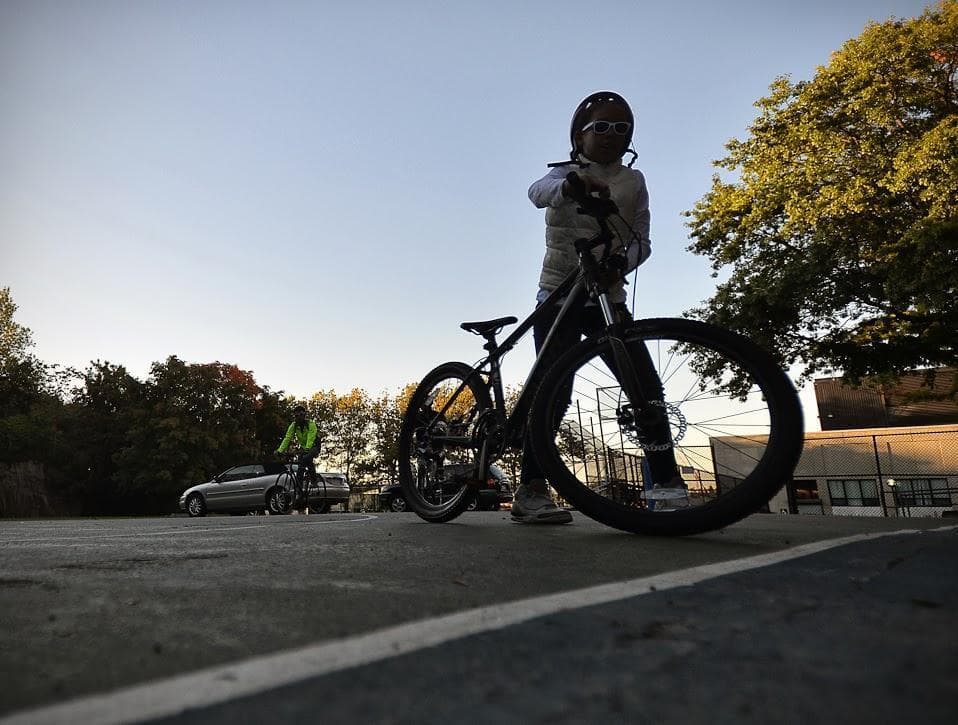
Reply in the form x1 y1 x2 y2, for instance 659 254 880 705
293 404 307 414
559 90 637 167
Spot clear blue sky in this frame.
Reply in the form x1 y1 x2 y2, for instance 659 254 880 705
1 0 934 424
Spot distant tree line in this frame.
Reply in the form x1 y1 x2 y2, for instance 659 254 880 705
0 287 422 515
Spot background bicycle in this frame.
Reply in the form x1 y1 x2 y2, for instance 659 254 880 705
269 452 347 515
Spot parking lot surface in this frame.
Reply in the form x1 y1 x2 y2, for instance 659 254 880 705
0 513 954 723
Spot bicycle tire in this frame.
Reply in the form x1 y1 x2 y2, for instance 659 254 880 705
398 361 493 523
267 471 296 515
528 318 804 536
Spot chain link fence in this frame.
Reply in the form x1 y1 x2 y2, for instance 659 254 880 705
783 428 958 518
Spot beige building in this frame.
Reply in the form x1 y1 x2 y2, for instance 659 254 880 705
767 424 958 518
710 424 958 518
711 368 958 518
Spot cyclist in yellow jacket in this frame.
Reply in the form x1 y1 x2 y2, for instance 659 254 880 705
275 404 321 508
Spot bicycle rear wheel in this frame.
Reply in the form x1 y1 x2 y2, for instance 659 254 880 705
397 361 492 523
528 318 804 536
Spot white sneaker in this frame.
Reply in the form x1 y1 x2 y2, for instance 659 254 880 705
511 482 572 524
648 483 690 511
646 486 689 500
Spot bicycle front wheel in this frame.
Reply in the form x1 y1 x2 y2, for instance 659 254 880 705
528 318 804 536
267 471 296 515
397 361 493 523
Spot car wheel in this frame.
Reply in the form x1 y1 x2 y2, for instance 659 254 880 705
389 495 407 512
311 500 331 514
266 486 292 515
186 493 206 517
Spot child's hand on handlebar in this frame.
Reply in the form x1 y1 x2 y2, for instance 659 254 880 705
562 172 609 200
564 171 619 219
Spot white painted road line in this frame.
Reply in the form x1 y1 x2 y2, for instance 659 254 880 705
3 525 953 725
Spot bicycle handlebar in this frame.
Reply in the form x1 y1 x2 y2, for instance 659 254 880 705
564 172 630 292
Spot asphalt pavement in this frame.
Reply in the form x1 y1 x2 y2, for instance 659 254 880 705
0 512 954 724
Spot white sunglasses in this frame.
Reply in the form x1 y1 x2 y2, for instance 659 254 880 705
580 120 632 135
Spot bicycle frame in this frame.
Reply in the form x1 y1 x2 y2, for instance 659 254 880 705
422 228 646 480
276 454 324 509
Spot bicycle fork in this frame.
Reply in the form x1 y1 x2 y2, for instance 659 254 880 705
599 296 648 406
572 232 652 413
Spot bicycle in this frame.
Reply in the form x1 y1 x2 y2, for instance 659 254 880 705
397 172 804 536
268 452 329 515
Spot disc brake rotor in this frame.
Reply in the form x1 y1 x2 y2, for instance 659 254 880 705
618 401 687 451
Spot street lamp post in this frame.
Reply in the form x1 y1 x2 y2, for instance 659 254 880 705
887 478 901 518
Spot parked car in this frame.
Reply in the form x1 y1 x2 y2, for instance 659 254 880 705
379 464 512 512
178 463 350 516
310 471 350 512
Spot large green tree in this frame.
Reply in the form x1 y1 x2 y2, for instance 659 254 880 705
686 2 957 384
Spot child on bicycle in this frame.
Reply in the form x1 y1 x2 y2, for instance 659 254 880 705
514 90 683 524
275 404 321 509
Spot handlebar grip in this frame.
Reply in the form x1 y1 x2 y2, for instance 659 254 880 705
565 171 587 201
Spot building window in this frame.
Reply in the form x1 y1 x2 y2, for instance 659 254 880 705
788 479 823 514
894 478 951 507
827 479 880 506
792 480 821 503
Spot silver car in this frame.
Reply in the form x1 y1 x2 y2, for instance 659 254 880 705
178 463 350 516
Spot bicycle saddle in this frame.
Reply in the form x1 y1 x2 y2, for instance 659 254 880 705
460 316 518 336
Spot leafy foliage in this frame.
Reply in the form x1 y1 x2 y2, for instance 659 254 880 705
367 385 414 484
0 288 70 465
0 287 33 363
0 287 45 419
330 388 374 482
685 2 958 384
60 361 143 512
106 357 282 512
